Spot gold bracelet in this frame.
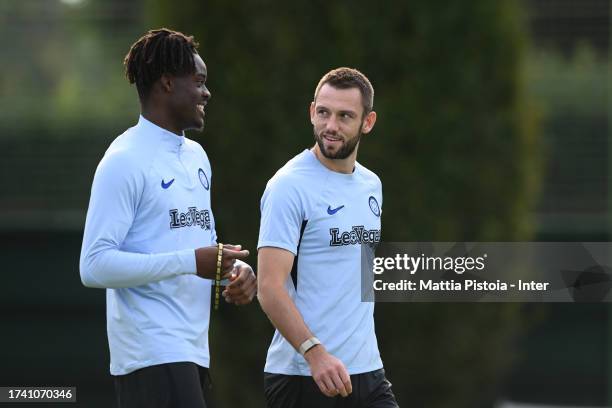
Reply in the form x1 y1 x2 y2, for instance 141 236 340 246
214 243 223 311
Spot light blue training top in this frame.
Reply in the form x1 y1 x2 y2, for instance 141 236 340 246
80 116 217 375
258 149 384 376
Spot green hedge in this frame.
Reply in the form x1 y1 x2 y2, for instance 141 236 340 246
148 1 540 406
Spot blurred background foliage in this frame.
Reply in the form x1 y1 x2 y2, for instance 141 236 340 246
0 0 609 407
146 1 538 407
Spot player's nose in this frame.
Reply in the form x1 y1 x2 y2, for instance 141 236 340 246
201 86 211 101
325 115 340 132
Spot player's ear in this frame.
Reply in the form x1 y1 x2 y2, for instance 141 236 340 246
309 102 316 125
362 110 377 134
159 73 173 93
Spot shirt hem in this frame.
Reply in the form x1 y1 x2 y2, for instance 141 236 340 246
111 354 210 376
263 361 383 376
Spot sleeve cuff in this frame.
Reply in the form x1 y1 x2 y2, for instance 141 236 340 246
181 248 198 275
257 241 297 256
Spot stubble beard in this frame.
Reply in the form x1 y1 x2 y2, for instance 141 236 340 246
313 124 363 160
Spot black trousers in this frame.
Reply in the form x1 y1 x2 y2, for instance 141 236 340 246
264 369 399 408
114 362 213 408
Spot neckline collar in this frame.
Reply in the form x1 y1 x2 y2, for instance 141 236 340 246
306 149 359 179
136 115 185 148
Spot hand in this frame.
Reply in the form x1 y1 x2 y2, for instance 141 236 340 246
304 344 352 398
223 262 257 305
195 244 250 280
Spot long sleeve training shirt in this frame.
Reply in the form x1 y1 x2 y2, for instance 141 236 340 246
80 116 217 375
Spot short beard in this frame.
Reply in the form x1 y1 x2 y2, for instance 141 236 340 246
313 125 362 160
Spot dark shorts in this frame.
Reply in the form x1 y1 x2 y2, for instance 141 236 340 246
114 362 213 408
264 369 399 408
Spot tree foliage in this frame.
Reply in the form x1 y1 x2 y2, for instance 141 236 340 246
147 1 539 406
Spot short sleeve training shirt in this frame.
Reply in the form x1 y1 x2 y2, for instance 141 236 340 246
258 149 384 375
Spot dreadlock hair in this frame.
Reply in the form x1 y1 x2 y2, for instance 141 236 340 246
314 67 374 117
124 28 200 101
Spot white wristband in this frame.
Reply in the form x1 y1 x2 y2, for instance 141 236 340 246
298 337 321 356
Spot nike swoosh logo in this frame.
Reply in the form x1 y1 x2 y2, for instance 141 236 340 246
327 205 345 215
161 179 175 189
